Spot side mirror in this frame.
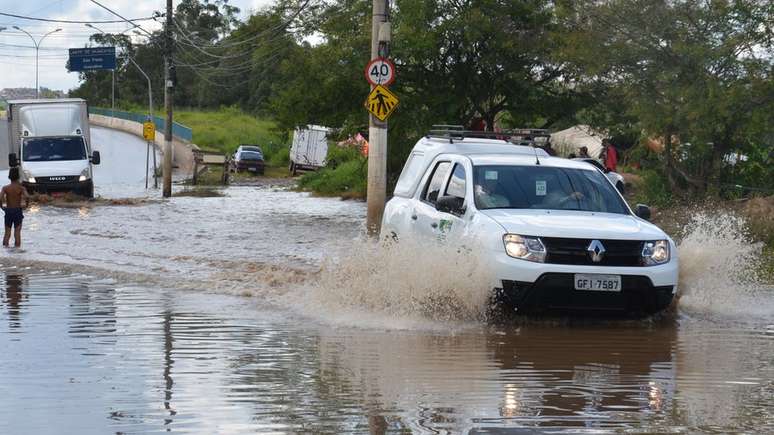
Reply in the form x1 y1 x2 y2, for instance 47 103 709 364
604 168 612 173
8 153 18 167
635 204 651 220
91 151 101 165
436 196 465 215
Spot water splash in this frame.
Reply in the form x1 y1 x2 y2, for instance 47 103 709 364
676 212 773 318
288 238 494 329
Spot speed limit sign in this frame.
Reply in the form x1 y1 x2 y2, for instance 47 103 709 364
364 57 396 86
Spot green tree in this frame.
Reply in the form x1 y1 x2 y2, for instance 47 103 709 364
555 0 774 193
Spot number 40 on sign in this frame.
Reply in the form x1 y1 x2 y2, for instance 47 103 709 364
364 57 396 86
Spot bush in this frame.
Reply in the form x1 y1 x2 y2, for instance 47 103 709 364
267 145 290 167
297 145 366 198
633 168 673 207
325 145 362 169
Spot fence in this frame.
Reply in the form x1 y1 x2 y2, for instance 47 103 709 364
89 107 193 142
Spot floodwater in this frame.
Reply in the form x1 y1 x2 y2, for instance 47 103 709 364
1 129 773 433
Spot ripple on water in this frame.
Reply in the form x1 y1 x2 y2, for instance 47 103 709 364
1 268 773 433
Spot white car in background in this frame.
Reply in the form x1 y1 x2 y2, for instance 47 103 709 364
382 129 678 316
574 157 626 194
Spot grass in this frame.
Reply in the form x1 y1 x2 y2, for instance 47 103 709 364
297 149 367 199
174 106 281 155
112 104 292 178
184 166 228 186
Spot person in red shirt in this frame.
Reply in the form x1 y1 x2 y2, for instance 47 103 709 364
601 139 618 172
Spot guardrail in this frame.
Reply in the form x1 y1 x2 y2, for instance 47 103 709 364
89 107 193 142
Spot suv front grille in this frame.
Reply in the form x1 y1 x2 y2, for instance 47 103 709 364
542 237 643 267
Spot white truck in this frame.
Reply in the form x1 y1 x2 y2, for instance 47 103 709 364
6 99 100 197
289 125 329 176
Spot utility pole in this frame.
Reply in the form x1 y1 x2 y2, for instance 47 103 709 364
162 0 174 197
366 0 390 236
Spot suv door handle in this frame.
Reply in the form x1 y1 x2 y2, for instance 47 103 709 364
430 222 438 228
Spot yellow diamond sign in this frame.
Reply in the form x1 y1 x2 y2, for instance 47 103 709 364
364 84 399 122
143 120 155 141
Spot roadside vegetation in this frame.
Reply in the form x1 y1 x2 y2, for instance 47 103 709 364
72 0 774 269
297 146 366 199
109 103 292 174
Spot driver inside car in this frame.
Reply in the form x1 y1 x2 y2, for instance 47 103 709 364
474 170 511 209
531 173 586 209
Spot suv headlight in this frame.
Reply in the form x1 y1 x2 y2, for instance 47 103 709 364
503 234 546 263
79 167 91 182
642 240 670 266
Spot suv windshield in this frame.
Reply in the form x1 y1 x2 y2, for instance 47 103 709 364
23 137 87 162
473 165 629 214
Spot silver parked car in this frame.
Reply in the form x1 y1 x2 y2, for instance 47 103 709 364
573 158 626 194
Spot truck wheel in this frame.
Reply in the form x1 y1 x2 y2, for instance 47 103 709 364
290 162 297 176
81 181 94 198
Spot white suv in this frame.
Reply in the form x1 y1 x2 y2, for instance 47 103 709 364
382 131 678 315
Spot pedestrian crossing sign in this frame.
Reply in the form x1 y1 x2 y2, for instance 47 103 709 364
364 84 399 122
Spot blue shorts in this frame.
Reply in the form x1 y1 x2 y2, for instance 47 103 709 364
4 208 23 228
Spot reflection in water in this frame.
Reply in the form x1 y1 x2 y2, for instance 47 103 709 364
3 274 26 330
163 309 176 427
0 270 772 434
316 323 677 432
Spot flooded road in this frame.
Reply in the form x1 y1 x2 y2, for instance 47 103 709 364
1 264 772 433
1 128 773 433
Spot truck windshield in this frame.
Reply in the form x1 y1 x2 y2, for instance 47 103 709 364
473 165 629 214
23 137 87 162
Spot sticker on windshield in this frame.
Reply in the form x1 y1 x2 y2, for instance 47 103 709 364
485 170 498 180
536 180 547 196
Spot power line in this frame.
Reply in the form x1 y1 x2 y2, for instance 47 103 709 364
0 42 71 51
87 0 156 38
172 0 311 50
0 11 160 24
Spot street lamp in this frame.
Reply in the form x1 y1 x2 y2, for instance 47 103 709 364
86 23 157 189
13 26 62 98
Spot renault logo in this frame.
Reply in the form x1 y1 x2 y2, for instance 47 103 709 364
587 240 606 263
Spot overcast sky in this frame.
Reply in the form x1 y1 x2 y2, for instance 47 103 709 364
0 0 275 92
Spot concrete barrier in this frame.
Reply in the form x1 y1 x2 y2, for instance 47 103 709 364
89 113 197 174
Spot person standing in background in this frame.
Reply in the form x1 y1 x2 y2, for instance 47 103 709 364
601 139 618 172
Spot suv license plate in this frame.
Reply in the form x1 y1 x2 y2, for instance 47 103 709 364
574 274 622 292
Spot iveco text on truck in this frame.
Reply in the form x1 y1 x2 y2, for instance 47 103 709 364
5 99 100 197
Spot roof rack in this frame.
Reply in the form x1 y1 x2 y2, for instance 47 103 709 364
426 124 551 144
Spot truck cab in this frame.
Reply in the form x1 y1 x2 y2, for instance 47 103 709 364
6 99 100 197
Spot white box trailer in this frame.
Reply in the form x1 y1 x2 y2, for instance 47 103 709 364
289 125 329 176
6 98 100 197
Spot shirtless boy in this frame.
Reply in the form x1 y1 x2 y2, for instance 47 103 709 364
1 168 30 248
